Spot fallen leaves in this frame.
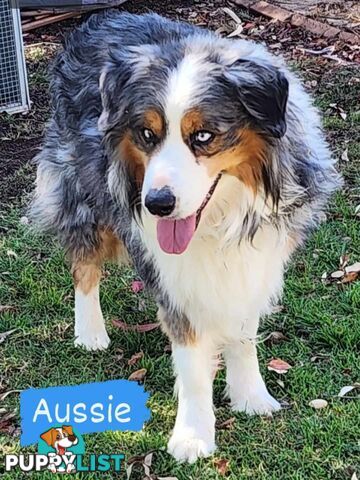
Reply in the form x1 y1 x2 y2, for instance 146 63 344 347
128 351 144 366
131 280 144 294
128 368 147 383
264 331 288 345
309 399 328 409
267 358 292 374
214 458 230 476
0 305 16 314
0 328 17 344
126 451 177 480
217 417 235 430
112 319 159 333
322 257 360 285
0 389 22 401
223 7 243 37
338 383 360 398
0 411 18 436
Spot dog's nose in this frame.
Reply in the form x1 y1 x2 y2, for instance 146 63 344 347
68 435 76 442
145 186 176 217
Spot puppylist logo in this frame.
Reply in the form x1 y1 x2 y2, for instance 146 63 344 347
5 425 124 473
4 379 149 474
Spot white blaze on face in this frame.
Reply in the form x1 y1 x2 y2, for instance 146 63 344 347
142 56 217 255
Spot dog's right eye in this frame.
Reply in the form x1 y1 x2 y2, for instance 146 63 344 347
141 128 155 144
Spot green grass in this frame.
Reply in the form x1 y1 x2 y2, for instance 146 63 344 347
0 49 359 479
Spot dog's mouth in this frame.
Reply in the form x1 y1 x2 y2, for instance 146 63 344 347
156 173 222 255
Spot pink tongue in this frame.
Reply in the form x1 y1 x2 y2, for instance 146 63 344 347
157 214 196 254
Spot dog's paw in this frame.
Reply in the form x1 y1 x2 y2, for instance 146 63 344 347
232 389 281 416
74 329 110 351
167 432 216 464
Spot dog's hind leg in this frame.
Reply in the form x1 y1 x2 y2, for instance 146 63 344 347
224 324 281 416
71 229 128 351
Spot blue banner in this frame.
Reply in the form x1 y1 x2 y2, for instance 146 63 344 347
20 380 150 446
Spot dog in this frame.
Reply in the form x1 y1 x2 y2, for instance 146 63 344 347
30 11 340 463
40 425 78 472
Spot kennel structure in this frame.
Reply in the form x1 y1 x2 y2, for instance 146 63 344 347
0 0 30 114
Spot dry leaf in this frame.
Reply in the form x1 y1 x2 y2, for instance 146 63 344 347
339 112 347 121
223 7 242 24
338 385 358 397
341 272 358 284
355 204 360 216
309 399 328 409
0 329 17 344
271 305 284 314
128 368 147 382
330 270 344 279
345 262 360 274
128 351 144 366
126 451 155 480
112 319 159 333
277 379 285 388
131 280 144 293
6 249 18 259
341 149 349 161
351 473 358 480
0 305 16 314
0 390 21 401
321 272 328 280
0 412 17 434
214 458 230 476
228 24 244 37
158 477 179 480
265 331 288 344
267 358 292 374
217 417 235 430
339 254 349 269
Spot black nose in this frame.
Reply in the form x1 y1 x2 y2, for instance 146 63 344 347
145 187 176 217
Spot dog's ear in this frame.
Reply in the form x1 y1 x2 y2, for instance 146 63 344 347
98 45 159 133
225 58 289 138
62 425 74 436
98 57 133 133
40 428 56 447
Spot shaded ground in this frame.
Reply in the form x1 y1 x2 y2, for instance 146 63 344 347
0 1 359 479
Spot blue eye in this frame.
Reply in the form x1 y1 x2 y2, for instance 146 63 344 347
194 130 214 144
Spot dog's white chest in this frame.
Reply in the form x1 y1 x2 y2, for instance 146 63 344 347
141 215 288 340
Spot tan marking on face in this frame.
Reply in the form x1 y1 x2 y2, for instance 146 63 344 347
118 132 147 186
201 129 267 191
181 108 205 139
143 109 164 137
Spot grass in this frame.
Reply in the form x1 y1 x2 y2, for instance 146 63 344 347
0 45 359 480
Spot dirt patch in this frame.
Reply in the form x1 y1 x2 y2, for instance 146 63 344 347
0 138 38 209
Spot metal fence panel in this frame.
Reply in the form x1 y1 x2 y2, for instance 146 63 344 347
0 0 30 114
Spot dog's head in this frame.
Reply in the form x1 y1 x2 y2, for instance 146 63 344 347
100 36 288 254
40 425 78 452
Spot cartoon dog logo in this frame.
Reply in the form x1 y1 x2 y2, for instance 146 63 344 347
40 425 78 473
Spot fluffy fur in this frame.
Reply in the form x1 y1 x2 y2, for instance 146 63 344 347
30 11 340 463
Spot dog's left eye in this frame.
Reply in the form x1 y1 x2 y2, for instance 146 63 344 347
193 130 214 145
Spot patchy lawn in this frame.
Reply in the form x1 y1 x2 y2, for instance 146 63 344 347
0 1 359 479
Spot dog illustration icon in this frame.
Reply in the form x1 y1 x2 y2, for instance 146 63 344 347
40 425 78 473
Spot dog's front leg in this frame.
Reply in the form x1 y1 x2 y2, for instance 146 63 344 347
167 336 216 463
72 261 110 351
225 335 281 416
